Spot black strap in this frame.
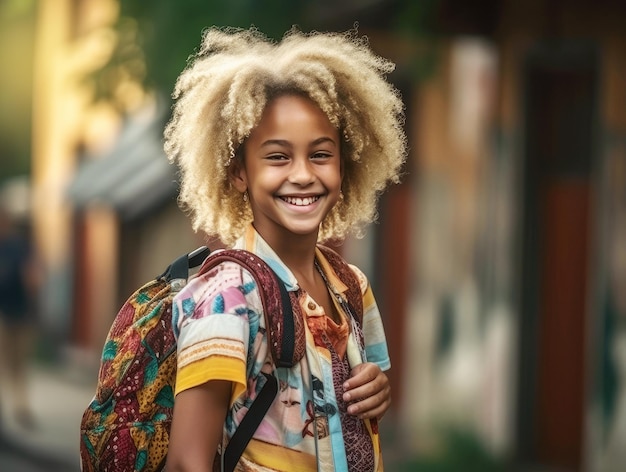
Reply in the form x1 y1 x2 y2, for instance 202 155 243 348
161 247 292 471
223 372 278 472
276 278 295 367
205 250 294 469
161 246 210 281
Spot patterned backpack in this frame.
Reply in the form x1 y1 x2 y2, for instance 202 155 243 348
79 244 363 472
79 246 306 472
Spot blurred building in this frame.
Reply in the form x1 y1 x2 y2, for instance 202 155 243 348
29 0 201 361
381 1 625 471
27 0 626 471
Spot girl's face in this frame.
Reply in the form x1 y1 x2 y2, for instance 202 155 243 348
233 94 342 247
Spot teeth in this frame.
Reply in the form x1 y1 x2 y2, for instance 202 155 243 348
282 196 319 206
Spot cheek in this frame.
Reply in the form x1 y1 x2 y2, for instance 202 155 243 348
329 171 343 193
326 162 342 187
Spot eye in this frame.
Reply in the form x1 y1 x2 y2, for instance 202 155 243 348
311 151 332 160
265 154 288 161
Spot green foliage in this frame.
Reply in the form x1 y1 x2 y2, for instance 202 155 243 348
91 0 441 107
92 0 309 104
0 0 36 180
394 429 507 472
393 0 439 36
391 0 440 80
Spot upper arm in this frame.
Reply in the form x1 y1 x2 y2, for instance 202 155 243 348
172 261 264 400
166 380 231 472
167 261 266 470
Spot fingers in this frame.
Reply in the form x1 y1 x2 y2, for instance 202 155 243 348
342 368 384 401
342 363 391 420
345 385 391 420
342 362 378 390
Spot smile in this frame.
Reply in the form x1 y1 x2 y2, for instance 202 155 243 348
280 196 320 206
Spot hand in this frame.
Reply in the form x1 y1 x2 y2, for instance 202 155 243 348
342 362 391 420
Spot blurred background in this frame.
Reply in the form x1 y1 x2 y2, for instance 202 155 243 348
0 0 625 471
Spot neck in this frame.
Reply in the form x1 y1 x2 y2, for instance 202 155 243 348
254 225 319 278
274 237 318 278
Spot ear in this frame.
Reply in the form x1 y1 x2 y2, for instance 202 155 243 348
228 157 248 194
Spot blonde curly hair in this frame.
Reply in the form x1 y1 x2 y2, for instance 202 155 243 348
164 26 407 245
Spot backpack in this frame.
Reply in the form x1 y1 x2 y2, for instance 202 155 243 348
79 244 363 472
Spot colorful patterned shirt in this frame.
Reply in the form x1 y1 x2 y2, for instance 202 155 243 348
172 226 390 471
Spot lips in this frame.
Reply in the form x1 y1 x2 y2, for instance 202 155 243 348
280 195 320 206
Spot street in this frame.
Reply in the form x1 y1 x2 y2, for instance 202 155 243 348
0 438 75 472
0 360 95 472
0 452 44 472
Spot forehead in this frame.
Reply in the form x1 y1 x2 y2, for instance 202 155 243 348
251 94 338 139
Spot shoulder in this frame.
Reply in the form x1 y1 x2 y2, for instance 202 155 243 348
175 247 288 315
196 248 287 299
317 244 369 296
191 258 257 291
345 263 369 296
171 258 266 340
174 258 262 320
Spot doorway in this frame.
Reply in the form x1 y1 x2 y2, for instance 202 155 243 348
517 42 598 471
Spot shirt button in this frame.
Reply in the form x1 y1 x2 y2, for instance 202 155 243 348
308 301 317 310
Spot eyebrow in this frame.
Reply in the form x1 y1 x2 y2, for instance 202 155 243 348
260 136 337 148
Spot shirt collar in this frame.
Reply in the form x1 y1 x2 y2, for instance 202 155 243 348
314 247 349 297
233 225 300 291
232 225 349 297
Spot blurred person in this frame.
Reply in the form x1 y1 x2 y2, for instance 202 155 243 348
0 202 39 430
163 26 406 471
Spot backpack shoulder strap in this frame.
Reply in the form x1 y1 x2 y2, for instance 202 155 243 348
161 246 211 282
198 248 305 368
196 248 305 472
316 245 364 326
223 372 276 472
157 246 211 282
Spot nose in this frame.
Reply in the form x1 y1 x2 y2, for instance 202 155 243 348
288 156 315 185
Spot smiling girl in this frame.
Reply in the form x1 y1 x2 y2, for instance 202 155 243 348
163 27 407 472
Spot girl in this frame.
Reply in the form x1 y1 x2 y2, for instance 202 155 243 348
164 26 407 472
